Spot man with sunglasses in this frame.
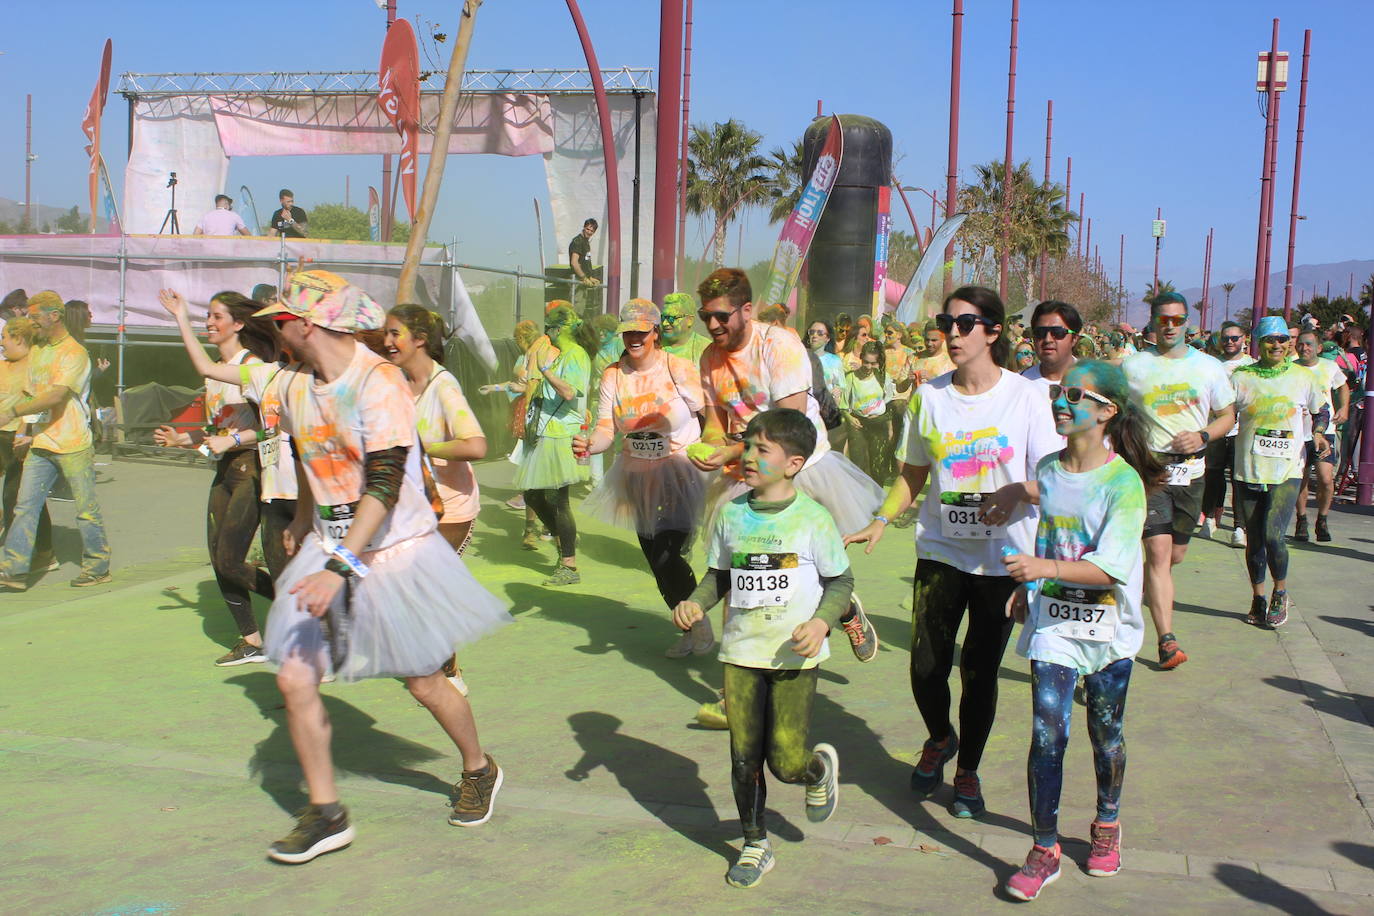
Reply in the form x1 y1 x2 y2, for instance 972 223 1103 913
690 267 882 663
1122 292 1236 669
660 292 710 365
1021 300 1082 391
1200 321 1255 546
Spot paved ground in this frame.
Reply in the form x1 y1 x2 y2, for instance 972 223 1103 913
4 455 1374 914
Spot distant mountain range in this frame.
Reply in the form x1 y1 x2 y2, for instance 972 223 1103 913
1179 259 1373 323
0 198 110 232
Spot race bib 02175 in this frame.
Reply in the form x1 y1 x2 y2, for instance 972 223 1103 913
625 431 669 460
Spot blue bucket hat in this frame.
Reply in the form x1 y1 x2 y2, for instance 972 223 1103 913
1255 315 1288 339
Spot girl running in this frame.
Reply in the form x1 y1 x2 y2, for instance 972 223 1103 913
576 299 711 657
843 340 896 482
846 286 1060 818
998 360 1162 900
1231 315 1330 628
155 290 280 666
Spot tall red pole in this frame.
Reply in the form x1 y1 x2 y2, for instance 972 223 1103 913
675 0 692 281
1039 99 1052 297
1281 29 1311 321
380 1 397 243
1153 206 1162 295
1076 192 1084 258
1261 89 1283 316
943 0 964 295
1251 18 1280 330
1085 217 1092 266
1201 228 1213 330
999 0 1019 300
651 0 684 304
1117 233 1124 323
23 94 32 232
567 0 623 311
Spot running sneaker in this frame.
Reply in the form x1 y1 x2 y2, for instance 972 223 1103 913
521 528 540 551
665 618 715 658
542 565 581 587
505 494 526 510
441 654 469 696
1157 634 1188 669
449 755 503 827
1229 527 1247 548
267 805 355 864
1315 515 1332 543
1266 591 1291 629
725 841 775 889
1292 515 1310 542
0 573 28 592
1199 518 1217 541
951 770 985 818
806 743 839 823
1247 595 1267 627
1086 821 1122 877
1005 843 1062 901
910 733 959 797
30 553 59 573
70 572 112 588
696 697 728 730
215 639 268 667
841 595 879 663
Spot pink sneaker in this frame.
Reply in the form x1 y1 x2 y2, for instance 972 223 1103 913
1086 821 1122 877
1005 843 1061 901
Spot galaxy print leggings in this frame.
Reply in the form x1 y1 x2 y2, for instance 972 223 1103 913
725 664 826 844
1237 478 1301 585
1028 657 1132 848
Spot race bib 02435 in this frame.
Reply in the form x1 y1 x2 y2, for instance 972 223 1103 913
1253 428 1298 460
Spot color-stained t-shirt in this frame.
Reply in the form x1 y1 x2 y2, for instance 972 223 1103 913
415 364 483 524
701 320 828 460
815 350 845 409
885 346 915 394
239 361 299 502
1020 360 1073 391
912 350 955 386
1218 354 1256 437
1122 346 1234 454
204 348 261 434
27 335 92 454
709 492 849 670
595 351 703 454
1296 358 1344 439
1016 454 1147 676
1232 362 1326 485
901 369 1061 575
663 333 710 366
843 371 895 418
528 345 591 439
0 357 26 433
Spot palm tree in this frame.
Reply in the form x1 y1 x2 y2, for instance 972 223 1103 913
957 159 1076 303
686 119 770 267
765 140 805 225
1143 279 1177 304
1221 282 1236 321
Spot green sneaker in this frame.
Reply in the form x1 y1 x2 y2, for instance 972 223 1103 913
542 565 581 587
695 695 728 730
725 841 775 888
214 639 268 667
805 743 839 823
267 805 355 864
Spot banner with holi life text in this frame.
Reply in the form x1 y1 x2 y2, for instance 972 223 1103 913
82 39 113 233
378 20 420 223
871 185 891 319
368 186 381 242
757 115 844 311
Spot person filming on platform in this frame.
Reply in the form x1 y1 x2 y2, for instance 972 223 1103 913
194 195 252 237
568 218 601 307
270 189 309 239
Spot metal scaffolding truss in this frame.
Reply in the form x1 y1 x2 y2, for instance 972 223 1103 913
117 68 655 98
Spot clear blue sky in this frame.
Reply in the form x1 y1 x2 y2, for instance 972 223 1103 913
1 0 1369 297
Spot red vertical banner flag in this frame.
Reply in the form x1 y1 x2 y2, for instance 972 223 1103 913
81 39 113 232
871 185 892 318
378 21 420 224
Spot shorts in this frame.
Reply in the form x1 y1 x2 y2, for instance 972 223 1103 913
1144 464 1204 544
1303 436 1338 468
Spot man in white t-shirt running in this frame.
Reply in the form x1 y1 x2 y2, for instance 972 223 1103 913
1123 293 1236 670
193 195 252 237
1200 321 1254 547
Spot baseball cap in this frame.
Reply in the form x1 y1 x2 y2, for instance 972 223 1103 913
253 270 383 332
617 298 660 333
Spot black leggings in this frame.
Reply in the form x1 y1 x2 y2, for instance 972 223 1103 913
1201 436 1234 517
851 412 892 482
637 528 697 608
525 486 576 558
910 559 1018 772
207 451 273 637
0 430 52 559
259 498 297 581
725 663 825 844
1238 478 1301 585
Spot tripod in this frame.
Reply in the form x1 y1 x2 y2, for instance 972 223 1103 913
158 172 180 235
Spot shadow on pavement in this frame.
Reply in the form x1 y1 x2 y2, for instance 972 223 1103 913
1287 540 1374 565
1332 840 1374 869
1213 863 1338 915
1317 612 1374 638
225 670 453 814
158 579 254 652
1262 674 1373 728
565 711 736 861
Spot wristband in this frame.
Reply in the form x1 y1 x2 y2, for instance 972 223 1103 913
331 545 371 579
324 557 354 578
231 431 243 446
873 514 891 525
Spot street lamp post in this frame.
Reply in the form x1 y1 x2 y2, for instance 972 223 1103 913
1151 210 1165 297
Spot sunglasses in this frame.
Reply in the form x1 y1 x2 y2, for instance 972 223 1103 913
1155 314 1187 328
1031 326 1071 340
1049 384 1113 406
1261 335 1291 344
697 305 741 325
661 313 688 324
1221 334 1243 342
806 328 829 336
935 313 998 336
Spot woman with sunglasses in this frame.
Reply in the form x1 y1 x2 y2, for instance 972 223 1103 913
999 362 1162 900
1231 316 1330 629
846 285 1060 818
516 303 596 586
807 319 848 454
576 299 712 657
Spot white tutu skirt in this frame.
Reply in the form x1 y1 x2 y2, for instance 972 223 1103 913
704 450 883 541
264 532 513 682
582 450 709 538
513 435 588 491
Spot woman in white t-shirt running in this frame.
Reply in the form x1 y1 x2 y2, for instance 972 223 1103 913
998 361 1164 901
846 286 1060 820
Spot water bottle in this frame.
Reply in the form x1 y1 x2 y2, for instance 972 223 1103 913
576 423 591 466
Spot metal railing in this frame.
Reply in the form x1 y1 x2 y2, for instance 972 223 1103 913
117 68 655 98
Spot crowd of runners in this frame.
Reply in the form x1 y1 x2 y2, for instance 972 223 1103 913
0 270 1367 898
